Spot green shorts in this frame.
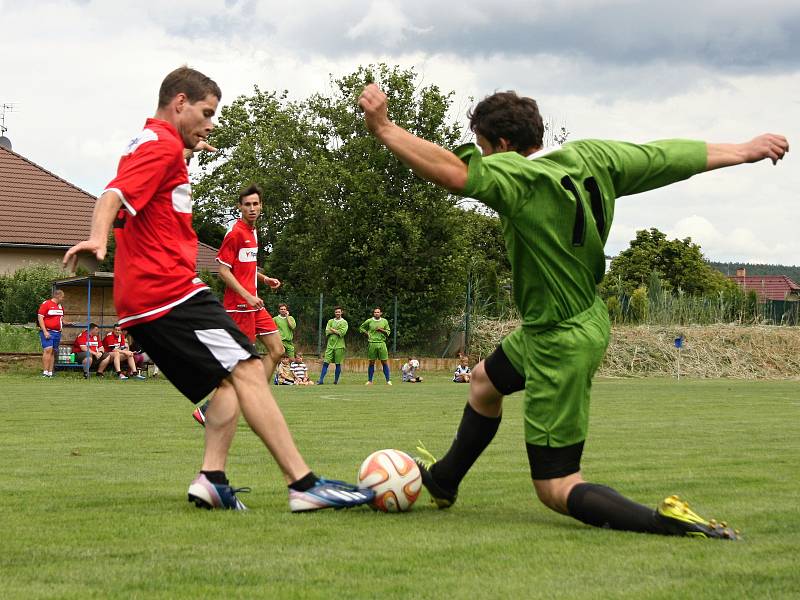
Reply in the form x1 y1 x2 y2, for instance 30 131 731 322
367 342 389 361
501 297 610 447
282 341 295 358
324 347 345 364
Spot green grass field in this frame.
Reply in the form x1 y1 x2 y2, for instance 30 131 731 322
1 372 798 599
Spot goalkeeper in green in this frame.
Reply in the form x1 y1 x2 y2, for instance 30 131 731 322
359 83 788 539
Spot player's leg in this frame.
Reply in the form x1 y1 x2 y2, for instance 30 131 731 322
97 352 112 375
254 308 282 380
416 347 517 508
379 345 391 383
334 362 342 383
41 345 53 376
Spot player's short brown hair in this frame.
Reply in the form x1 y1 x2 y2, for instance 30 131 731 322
239 183 263 203
468 91 544 152
158 66 221 108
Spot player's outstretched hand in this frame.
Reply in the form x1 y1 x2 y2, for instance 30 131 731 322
359 84 392 136
63 238 107 273
265 277 281 290
743 133 789 165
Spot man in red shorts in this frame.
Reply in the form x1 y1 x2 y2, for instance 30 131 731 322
64 66 372 513
192 183 284 426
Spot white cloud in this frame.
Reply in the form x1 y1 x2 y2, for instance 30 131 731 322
0 0 798 265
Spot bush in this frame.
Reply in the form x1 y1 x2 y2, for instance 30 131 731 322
629 286 649 323
0 264 68 323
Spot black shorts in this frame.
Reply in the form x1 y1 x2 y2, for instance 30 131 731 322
127 291 259 403
483 344 525 395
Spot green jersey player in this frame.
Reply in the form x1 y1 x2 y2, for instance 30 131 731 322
360 83 788 540
274 303 296 358
359 307 392 385
317 306 348 384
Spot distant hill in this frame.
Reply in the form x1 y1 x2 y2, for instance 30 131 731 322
709 262 800 283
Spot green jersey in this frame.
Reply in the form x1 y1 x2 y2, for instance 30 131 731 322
325 317 348 350
274 314 296 343
457 139 706 330
359 317 390 344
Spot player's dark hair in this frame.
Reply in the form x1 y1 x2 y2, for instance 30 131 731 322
334 305 343 312
158 66 221 108
89 322 99 329
373 306 382 312
239 183 263 204
468 91 544 152
278 303 288 310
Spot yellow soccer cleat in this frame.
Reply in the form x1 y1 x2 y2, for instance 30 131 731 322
656 495 741 540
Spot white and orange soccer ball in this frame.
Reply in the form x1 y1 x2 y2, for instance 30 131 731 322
357 449 422 512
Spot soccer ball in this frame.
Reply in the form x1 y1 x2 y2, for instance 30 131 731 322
409 359 420 369
357 449 422 512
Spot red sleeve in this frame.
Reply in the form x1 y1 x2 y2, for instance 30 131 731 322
103 334 116 349
73 332 86 352
37 301 48 317
216 228 239 268
105 138 176 215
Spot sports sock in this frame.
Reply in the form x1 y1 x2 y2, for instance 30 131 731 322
319 362 329 382
334 364 341 383
288 471 319 492
201 470 228 485
367 364 375 382
382 363 391 381
566 483 668 534
431 402 501 493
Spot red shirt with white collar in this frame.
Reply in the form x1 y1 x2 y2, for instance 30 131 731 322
216 219 259 312
103 332 126 351
37 299 64 331
105 118 208 327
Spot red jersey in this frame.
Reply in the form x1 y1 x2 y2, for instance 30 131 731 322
103 332 125 351
73 331 101 353
216 219 259 312
37 299 64 331
105 118 208 327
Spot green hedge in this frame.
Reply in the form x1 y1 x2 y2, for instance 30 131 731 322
0 264 67 324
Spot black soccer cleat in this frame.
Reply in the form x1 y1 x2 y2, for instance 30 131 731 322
414 443 457 509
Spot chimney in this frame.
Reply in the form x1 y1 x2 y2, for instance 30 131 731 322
735 267 746 278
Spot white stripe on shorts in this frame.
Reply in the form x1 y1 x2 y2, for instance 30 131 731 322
195 328 253 372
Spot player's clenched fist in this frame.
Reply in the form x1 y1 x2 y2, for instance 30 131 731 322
359 84 391 135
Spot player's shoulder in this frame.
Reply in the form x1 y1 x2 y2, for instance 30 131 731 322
122 119 182 158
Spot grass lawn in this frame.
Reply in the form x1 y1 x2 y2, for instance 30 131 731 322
1 372 798 599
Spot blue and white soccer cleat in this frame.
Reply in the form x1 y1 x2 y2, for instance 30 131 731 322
187 473 250 510
289 478 375 512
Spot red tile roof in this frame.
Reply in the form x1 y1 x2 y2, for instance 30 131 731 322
0 145 219 272
728 275 800 301
0 145 95 246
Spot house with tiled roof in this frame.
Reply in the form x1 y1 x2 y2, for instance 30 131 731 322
728 268 800 302
0 145 219 275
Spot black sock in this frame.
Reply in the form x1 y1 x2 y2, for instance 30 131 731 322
201 470 228 486
288 471 319 492
431 403 501 493
566 483 668 534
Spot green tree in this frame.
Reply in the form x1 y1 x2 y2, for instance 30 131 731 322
602 228 730 297
629 286 649 323
193 64 473 349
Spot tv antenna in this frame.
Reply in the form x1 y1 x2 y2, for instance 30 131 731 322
0 103 17 150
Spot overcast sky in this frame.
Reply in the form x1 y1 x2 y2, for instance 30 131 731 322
2 0 798 264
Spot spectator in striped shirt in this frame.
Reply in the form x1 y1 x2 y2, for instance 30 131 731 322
290 352 315 386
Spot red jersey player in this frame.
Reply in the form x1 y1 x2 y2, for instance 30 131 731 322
192 184 284 426
37 288 65 377
63 66 372 513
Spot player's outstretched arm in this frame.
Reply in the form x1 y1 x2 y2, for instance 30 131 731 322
359 84 468 193
63 190 122 272
706 133 789 171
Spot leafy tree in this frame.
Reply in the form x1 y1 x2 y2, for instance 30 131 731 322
602 228 732 297
193 64 475 349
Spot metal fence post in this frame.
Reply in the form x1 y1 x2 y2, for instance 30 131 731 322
464 273 472 355
392 295 398 354
317 293 324 357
